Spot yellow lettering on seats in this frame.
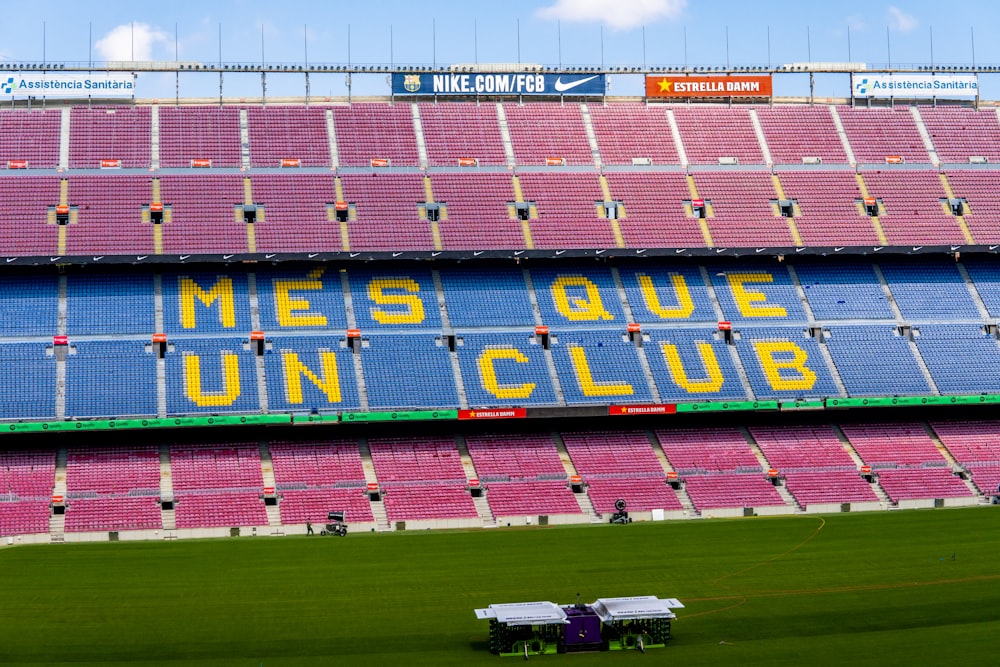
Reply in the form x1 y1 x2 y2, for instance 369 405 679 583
727 273 787 318
184 353 241 406
639 274 695 319
478 348 536 399
368 277 426 324
754 341 816 391
275 268 328 327
551 275 614 321
180 277 236 329
282 351 342 404
660 342 725 393
569 346 633 397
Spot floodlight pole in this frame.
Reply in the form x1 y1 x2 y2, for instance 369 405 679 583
219 23 224 107
305 24 310 106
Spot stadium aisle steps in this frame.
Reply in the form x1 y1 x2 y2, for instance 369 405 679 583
258 442 282 529
357 438 390 531
739 427 801 510
920 423 983 498
831 424 892 504
455 435 495 527
49 447 68 541
551 433 599 520
159 445 176 531
646 430 697 515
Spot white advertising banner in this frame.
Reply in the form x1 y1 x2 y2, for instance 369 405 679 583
0 72 136 99
852 73 978 98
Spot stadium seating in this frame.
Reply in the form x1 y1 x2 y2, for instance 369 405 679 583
268 440 373 524
836 107 930 164
333 104 420 167
0 449 55 535
158 106 241 168
0 109 61 169
368 436 478 521
420 103 507 167
756 106 849 165
588 103 680 165
247 106 330 168
64 446 161 532
69 107 151 169
170 444 268 528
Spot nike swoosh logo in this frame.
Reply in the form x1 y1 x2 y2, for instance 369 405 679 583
179 255 190 260
136 255 147 260
308 253 319 259
223 254 234 260
554 75 600 93
6 258 16 263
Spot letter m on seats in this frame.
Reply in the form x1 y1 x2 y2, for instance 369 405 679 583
180 276 237 329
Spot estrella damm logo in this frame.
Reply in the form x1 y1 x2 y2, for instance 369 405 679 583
403 75 421 93
2 77 14 94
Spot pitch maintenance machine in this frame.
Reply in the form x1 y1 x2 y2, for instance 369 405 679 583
474 595 683 657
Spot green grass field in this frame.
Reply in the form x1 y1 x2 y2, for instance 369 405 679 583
2 507 999 665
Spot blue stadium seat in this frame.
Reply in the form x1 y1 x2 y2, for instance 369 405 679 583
913 324 1000 394
961 260 1000 319
348 270 441 330
264 335 360 413
360 334 458 409
440 269 535 328
165 338 259 415
644 328 748 401
65 341 157 417
256 267 348 331
0 343 56 419
710 265 807 323
531 267 626 327
0 275 58 337
162 272 253 334
618 265 717 323
65 274 155 335
824 325 931 396
735 326 840 399
549 329 652 404
795 263 895 320
455 332 558 407
879 262 981 320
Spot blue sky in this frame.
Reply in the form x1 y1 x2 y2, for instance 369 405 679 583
2 1 998 98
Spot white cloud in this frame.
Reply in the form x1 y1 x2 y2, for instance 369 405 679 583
887 6 917 32
846 15 866 31
95 23 170 62
537 0 686 30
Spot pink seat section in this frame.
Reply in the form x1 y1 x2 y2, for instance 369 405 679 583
919 107 1000 165
944 170 1000 244
694 172 796 246
158 174 247 253
673 106 764 165
605 172 707 248
170 444 268 529
776 171 878 246
339 173 433 250
504 103 593 166
756 105 849 165
431 173 525 250
589 103 679 165
420 103 507 167
333 103 420 167
517 172 616 249
369 436 477 522
269 440 373 524
0 109 61 169
64 446 161 532
931 420 1000 495
65 175 156 254
247 106 330 168
0 449 55 535
0 176 61 255
251 174 342 253
837 107 930 164
859 170 964 245
751 425 878 506
562 431 681 512
466 433 580 517
69 106 151 169
657 428 784 510
158 106 241 168
840 423 972 503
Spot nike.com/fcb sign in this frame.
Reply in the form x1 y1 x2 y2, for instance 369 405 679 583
645 75 772 98
391 73 606 96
